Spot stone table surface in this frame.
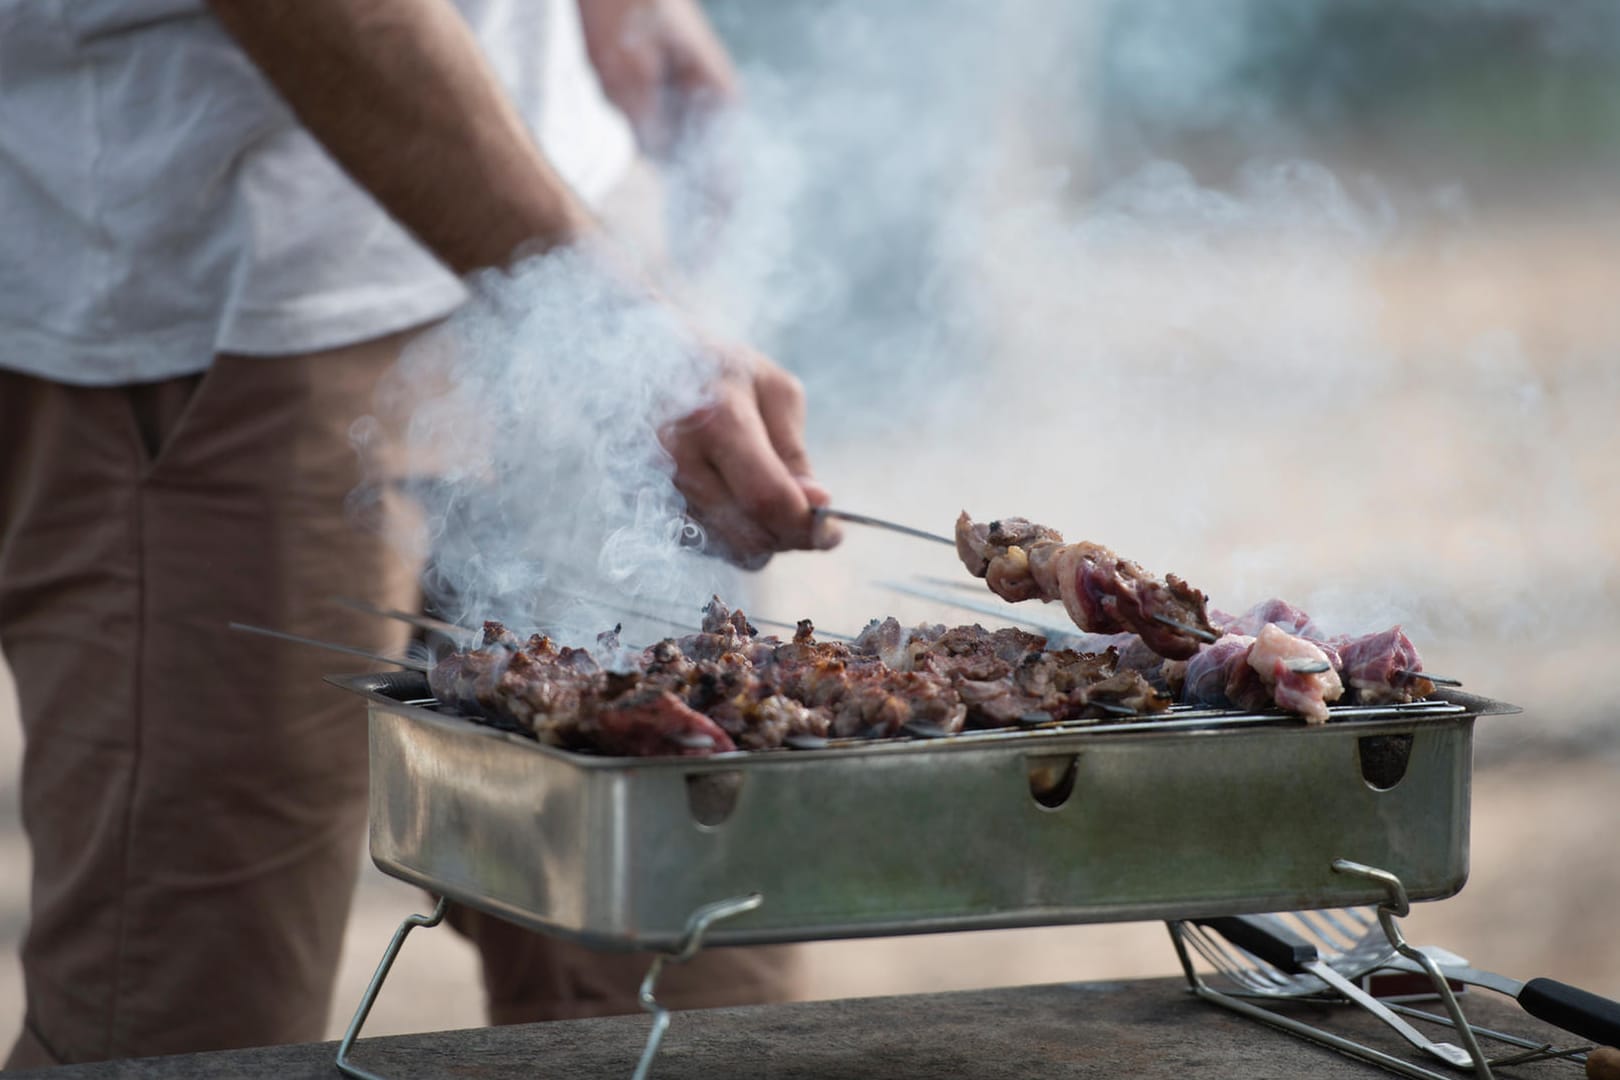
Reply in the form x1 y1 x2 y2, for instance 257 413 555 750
10 977 1592 1079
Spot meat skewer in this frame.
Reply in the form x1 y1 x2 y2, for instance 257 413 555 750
877 579 1083 642
545 584 861 643
1402 670 1460 687
1169 615 1443 720
955 512 1220 660
1168 626 1346 723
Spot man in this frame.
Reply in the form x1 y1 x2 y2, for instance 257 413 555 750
0 0 835 1066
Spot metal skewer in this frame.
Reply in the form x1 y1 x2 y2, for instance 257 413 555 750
815 507 955 547
1150 612 1221 644
547 586 858 643
229 622 431 673
1399 669 1462 687
333 596 475 643
916 574 996 595
876 580 1081 640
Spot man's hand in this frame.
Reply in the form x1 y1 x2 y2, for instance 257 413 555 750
662 345 841 567
1589 1046 1620 1080
578 0 738 159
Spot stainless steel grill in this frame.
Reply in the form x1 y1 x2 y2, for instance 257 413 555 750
330 671 1517 951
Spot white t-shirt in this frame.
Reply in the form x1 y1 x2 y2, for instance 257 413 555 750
0 0 636 385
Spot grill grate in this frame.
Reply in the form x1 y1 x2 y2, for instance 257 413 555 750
414 688 1467 754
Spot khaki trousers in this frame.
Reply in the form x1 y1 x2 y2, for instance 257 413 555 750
0 334 799 1067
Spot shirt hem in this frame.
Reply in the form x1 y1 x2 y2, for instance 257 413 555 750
218 279 469 357
0 319 216 387
0 279 469 385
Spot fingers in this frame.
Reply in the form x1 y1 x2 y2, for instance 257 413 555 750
663 350 834 564
704 384 813 550
754 360 812 481
663 423 775 564
797 478 844 551
752 357 843 550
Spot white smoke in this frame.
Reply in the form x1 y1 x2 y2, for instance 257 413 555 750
689 0 1616 746
356 0 1619 743
357 244 745 651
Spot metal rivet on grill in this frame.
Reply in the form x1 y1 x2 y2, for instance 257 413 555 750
667 732 716 750
1018 711 1053 726
783 733 829 751
902 720 950 740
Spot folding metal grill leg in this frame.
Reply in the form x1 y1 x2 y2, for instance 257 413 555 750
335 895 449 1080
633 893 765 1080
1167 919 1462 1080
1168 859 1546 1078
1332 859 1495 1076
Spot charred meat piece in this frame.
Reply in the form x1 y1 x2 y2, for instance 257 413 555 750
434 596 1199 757
1074 670 1172 718
851 616 920 671
739 695 831 751
680 656 832 751
954 515 1065 603
828 668 966 739
578 689 737 757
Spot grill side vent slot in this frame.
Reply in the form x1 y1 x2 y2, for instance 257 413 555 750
1358 734 1414 791
686 770 744 826
1027 753 1079 809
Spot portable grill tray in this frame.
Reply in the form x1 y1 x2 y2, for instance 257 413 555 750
332 671 1518 952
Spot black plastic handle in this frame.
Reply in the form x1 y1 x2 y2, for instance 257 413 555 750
1196 915 1319 976
1518 977 1620 1047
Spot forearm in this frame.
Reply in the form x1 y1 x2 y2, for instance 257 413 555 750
208 0 595 274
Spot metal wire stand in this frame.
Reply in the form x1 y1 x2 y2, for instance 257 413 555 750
336 895 450 1080
333 892 764 1080
633 894 764 1080
1168 859 1592 1077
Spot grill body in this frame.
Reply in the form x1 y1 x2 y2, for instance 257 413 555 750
333 672 1513 952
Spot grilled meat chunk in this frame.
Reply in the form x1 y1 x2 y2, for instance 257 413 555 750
1334 625 1434 705
577 689 737 757
1248 624 1344 724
